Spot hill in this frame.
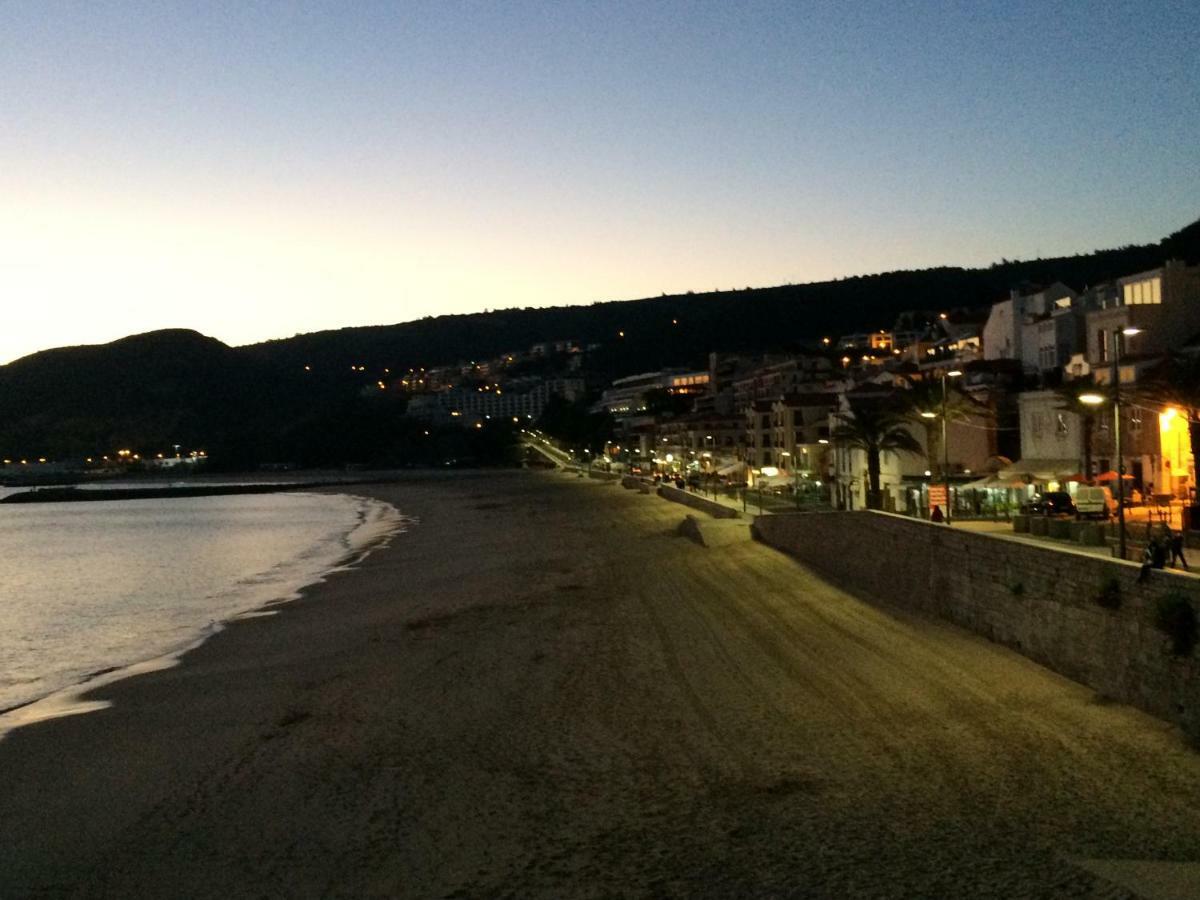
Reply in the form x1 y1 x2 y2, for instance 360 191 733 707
247 215 1200 380
2 215 1197 467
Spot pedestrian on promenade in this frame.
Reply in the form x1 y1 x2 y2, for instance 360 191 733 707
1139 533 1169 583
930 504 945 523
1169 529 1189 570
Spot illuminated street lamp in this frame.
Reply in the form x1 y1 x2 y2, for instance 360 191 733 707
781 450 800 507
921 369 962 523
943 370 962 523
1081 327 1141 559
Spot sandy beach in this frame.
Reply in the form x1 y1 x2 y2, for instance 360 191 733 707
3 470 1200 898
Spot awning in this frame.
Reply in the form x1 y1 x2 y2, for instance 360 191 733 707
963 475 1028 489
999 458 1080 481
1095 470 1134 482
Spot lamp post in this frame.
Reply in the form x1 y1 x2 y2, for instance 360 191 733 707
922 369 962 524
942 370 962 523
1080 326 1141 560
781 451 800 508
1113 329 1142 559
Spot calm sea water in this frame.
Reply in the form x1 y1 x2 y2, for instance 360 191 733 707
0 491 405 725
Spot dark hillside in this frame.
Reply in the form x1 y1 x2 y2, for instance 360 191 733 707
0 330 292 464
247 216 1199 379
2 216 1196 465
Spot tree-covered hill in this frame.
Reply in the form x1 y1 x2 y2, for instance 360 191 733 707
2 215 1196 467
247 215 1200 380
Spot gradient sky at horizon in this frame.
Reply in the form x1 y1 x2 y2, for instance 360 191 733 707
2 0 1198 363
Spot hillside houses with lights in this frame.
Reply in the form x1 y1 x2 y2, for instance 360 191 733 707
382 251 1198 522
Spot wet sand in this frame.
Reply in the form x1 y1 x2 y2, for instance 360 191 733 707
2 470 1200 898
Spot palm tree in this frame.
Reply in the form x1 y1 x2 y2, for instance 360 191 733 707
832 399 924 510
896 375 985 479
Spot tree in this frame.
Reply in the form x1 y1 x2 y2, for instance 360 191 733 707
832 400 924 510
1137 353 1200 477
536 393 614 453
896 375 987 479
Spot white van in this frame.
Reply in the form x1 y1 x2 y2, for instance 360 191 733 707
1075 485 1115 519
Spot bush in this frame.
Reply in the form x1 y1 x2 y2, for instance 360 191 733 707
1095 577 1122 610
1154 592 1198 657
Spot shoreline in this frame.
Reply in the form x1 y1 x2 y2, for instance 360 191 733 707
0 467 517 503
3 470 1200 897
0 488 409 736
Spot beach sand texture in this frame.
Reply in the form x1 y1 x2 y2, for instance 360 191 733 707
2 470 1200 898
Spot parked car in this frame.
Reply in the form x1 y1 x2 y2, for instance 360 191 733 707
1075 485 1115 520
1024 491 1077 517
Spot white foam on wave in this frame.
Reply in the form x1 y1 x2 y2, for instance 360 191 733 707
0 492 412 740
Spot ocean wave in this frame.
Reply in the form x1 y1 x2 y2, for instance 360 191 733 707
0 491 410 739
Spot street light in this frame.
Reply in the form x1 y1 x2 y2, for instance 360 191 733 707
922 370 963 523
781 450 800 508
943 370 962 524
1085 327 1141 560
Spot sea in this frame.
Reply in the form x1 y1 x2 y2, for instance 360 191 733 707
0 487 406 735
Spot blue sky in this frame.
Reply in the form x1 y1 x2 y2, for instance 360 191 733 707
1 0 1197 361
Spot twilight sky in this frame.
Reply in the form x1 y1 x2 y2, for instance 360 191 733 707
2 0 1197 363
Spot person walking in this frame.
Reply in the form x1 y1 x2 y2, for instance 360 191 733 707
1169 529 1189 570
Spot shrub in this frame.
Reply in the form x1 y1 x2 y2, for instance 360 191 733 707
1154 592 1198 657
1095 577 1122 610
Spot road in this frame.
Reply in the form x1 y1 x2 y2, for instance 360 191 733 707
2 471 1199 898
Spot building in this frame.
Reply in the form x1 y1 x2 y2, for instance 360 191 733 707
1009 390 1086 485
982 282 1078 370
597 369 709 417
1086 261 1200 366
422 377 585 422
770 393 837 476
730 355 836 412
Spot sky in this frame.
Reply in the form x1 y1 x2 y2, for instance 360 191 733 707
1 0 1198 363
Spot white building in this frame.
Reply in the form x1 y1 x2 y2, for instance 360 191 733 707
1008 390 1085 484
982 282 1077 369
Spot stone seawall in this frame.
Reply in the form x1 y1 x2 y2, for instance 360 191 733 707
586 469 622 482
657 485 740 519
620 475 653 494
753 511 1200 743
